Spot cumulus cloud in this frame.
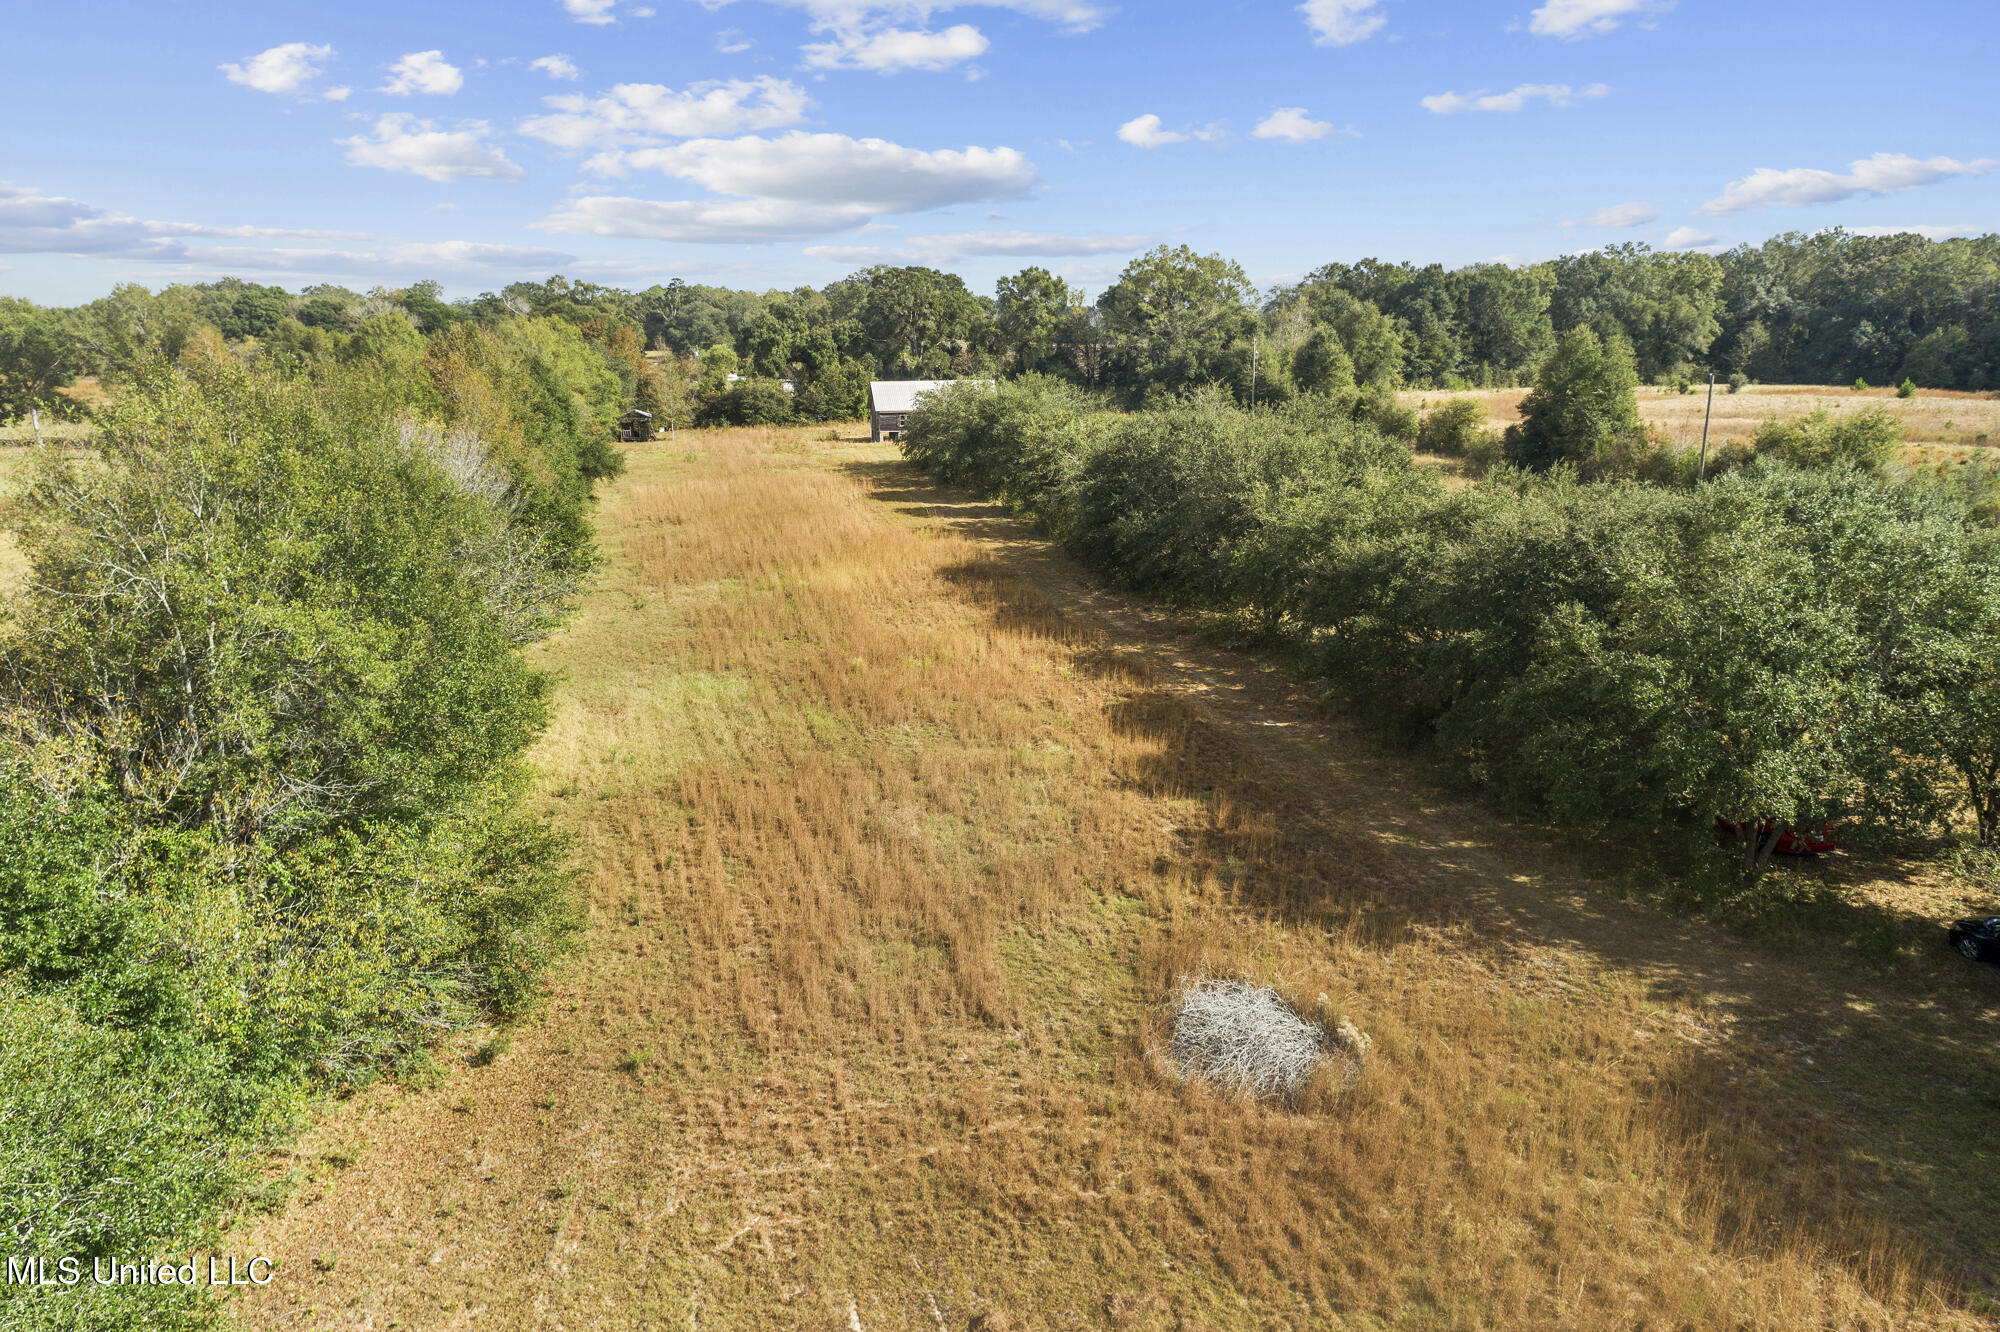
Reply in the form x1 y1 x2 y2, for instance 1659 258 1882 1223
519 77 810 149
613 132 1036 211
1699 152 1996 214
1847 224 1985 240
1562 201 1656 227
381 50 464 96
342 115 526 182
1421 82 1609 113
1662 225 1717 250
1529 0 1673 38
1298 0 1386 45
537 130 1037 243
805 229 1147 263
1253 107 1349 142
535 195 881 243
1117 115 1183 149
803 23 989 70
219 42 335 95
0 182 564 279
532 54 581 80
700 0 1109 33
563 0 619 22
1116 114 1223 149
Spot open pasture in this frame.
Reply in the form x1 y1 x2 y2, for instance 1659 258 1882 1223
1403 383 2000 466
228 424 2000 1331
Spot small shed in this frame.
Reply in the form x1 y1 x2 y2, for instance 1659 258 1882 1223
868 379 989 442
619 409 653 442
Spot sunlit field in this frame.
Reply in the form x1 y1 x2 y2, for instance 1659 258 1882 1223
226 423 1999 1331
1403 383 2000 467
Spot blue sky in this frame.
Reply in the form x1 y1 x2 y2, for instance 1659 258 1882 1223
2 0 1994 305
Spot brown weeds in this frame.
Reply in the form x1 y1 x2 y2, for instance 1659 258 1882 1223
230 425 1990 1331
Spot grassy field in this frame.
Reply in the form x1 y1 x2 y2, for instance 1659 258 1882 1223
0 445 28 592
221 423 1999 1331
1402 383 2000 470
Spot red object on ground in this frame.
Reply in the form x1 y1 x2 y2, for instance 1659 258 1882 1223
1714 816 1839 855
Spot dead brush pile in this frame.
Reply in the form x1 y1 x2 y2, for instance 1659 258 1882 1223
1165 978 1369 1106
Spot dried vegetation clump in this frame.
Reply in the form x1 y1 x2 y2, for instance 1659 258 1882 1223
1166 978 1369 1106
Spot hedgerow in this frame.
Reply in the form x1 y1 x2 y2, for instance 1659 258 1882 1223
0 319 614 1329
902 380 2000 879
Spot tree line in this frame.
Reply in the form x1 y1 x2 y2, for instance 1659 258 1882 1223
0 312 625 1328
899 372 2000 887
4 227 1996 435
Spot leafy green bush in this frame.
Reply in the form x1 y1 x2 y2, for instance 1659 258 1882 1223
1752 406 1902 470
900 378 2000 886
1415 398 1489 457
1897 377 1917 398
1503 328 1642 471
698 378 794 427
1728 371 1748 394
0 324 596 1328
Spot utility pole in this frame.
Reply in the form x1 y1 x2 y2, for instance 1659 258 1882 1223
1696 370 1717 482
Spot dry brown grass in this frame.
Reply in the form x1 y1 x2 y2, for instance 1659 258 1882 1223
1402 384 2000 469
226 424 1998 1331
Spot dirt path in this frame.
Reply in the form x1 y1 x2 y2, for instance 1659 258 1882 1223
226 430 1999 1332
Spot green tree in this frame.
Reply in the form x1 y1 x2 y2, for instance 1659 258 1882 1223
1097 245 1257 399
996 266 1074 375
1503 327 1642 471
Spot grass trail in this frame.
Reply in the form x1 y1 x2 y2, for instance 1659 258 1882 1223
227 425 1998 1331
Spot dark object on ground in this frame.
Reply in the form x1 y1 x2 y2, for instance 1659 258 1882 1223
1714 816 1839 855
1947 917 2000 964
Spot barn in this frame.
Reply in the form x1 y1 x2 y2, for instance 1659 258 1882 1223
868 379 990 442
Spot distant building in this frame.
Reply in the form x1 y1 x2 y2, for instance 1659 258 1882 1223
618 409 653 442
868 379 990 442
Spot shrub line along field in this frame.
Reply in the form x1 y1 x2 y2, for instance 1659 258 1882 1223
1400 384 2000 473
225 423 1998 1331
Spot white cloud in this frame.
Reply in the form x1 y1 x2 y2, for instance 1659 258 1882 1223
1662 225 1717 250
1700 153 1996 214
0 182 571 281
1298 0 1386 45
1253 107 1349 143
1562 201 1657 227
806 229 1147 263
803 23 989 70
341 115 526 182
219 42 335 96
1529 0 1673 38
323 85 353 102
531 54 581 80
1421 82 1609 113
564 0 618 22
535 195 881 243
615 132 1036 211
700 0 1108 33
519 77 810 149
1846 224 1985 241
716 28 754 51
537 130 1037 243
1117 114 1183 149
381 50 464 96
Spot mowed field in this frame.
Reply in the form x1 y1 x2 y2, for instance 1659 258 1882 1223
1401 384 2000 468
222 424 2000 1331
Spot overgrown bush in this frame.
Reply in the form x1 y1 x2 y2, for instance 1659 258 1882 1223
698 378 794 427
900 376 2000 890
1415 397 1489 457
1752 406 1902 470
0 322 601 1328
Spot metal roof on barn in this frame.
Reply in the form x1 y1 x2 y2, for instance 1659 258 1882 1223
867 380 990 414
